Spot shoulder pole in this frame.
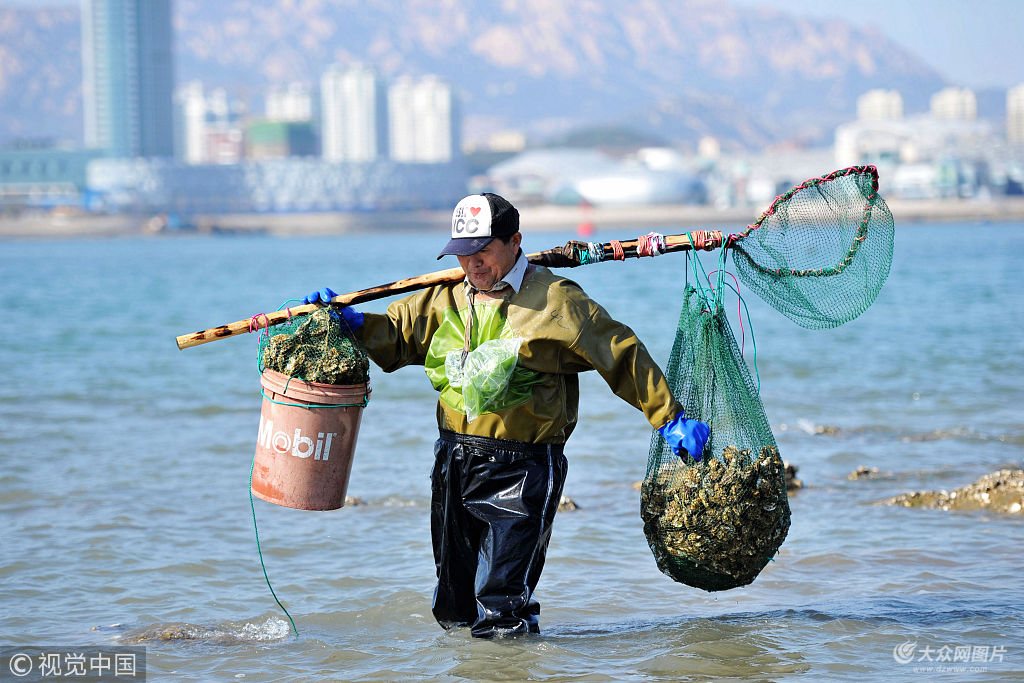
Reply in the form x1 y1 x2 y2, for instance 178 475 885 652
174 231 723 350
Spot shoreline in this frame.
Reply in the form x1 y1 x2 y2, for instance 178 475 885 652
2 197 1024 239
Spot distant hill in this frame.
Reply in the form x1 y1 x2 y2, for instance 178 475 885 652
0 0 950 150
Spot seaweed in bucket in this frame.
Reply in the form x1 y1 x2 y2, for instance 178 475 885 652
260 307 369 385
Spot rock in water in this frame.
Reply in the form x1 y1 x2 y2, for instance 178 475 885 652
558 495 580 511
884 469 1024 514
784 461 803 491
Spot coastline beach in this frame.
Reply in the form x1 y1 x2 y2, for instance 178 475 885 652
2 197 1024 239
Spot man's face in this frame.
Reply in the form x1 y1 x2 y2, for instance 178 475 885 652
457 232 522 292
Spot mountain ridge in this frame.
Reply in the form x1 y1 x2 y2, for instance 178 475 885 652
0 0 950 150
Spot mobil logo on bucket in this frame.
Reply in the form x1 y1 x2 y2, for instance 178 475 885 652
258 415 337 461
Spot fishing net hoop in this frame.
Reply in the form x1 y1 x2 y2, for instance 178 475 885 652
724 165 894 330
728 165 882 279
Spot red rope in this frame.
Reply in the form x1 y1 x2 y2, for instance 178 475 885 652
690 230 715 251
248 313 270 333
636 233 665 257
610 239 625 261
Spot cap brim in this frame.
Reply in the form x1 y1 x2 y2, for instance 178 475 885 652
437 236 494 259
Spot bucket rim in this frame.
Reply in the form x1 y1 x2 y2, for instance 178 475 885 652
260 368 371 405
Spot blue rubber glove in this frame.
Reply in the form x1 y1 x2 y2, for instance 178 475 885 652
303 287 337 305
657 411 711 461
302 287 364 331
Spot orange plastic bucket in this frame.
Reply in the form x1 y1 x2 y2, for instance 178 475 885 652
251 368 370 511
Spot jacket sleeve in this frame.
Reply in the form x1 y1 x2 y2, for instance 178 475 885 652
355 286 446 372
563 299 683 431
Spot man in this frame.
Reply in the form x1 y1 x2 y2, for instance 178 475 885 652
305 193 708 638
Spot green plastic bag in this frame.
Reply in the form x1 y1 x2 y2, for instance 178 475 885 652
424 304 540 421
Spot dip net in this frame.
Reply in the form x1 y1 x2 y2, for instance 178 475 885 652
729 166 894 329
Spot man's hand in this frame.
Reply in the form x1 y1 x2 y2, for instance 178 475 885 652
303 287 364 331
657 412 710 461
304 287 338 305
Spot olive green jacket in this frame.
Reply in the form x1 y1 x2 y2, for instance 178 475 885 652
356 265 682 444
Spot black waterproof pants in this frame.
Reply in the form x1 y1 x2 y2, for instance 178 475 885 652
430 429 568 638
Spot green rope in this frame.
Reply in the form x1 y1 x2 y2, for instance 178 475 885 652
684 233 763 394
720 277 763 395
260 387 368 409
683 233 722 313
249 298 375 639
249 455 299 636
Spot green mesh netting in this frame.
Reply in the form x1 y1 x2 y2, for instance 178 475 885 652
642 287 790 591
730 166 894 329
258 307 369 385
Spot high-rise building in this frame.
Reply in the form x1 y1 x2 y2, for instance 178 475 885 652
320 63 388 162
81 0 175 158
387 76 418 162
1008 84 1024 144
266 83 314 123
930 87 977 121
174 81 207 164
388 75 460 163
172 82 248 165
857 90 903 121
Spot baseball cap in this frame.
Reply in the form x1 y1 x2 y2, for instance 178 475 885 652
437 193 519 259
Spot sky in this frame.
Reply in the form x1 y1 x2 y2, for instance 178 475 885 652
4 0 1023 90
731 0 1024 90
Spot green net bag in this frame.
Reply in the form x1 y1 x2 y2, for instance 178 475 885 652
258 307 370 385
642 287 790 591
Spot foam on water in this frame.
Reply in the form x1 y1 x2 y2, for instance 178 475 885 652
116 617 293 645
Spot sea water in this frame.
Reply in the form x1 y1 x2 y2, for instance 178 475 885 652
1 222 1022 681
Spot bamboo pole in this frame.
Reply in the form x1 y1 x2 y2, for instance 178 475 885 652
175 231 722 350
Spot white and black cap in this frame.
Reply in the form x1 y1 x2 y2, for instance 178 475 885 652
437 193 519 259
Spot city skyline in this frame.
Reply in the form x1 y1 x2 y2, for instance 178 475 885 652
1 0 1022 215
3 1 1023 153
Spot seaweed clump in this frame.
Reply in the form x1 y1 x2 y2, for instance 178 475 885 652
260 308 369 385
